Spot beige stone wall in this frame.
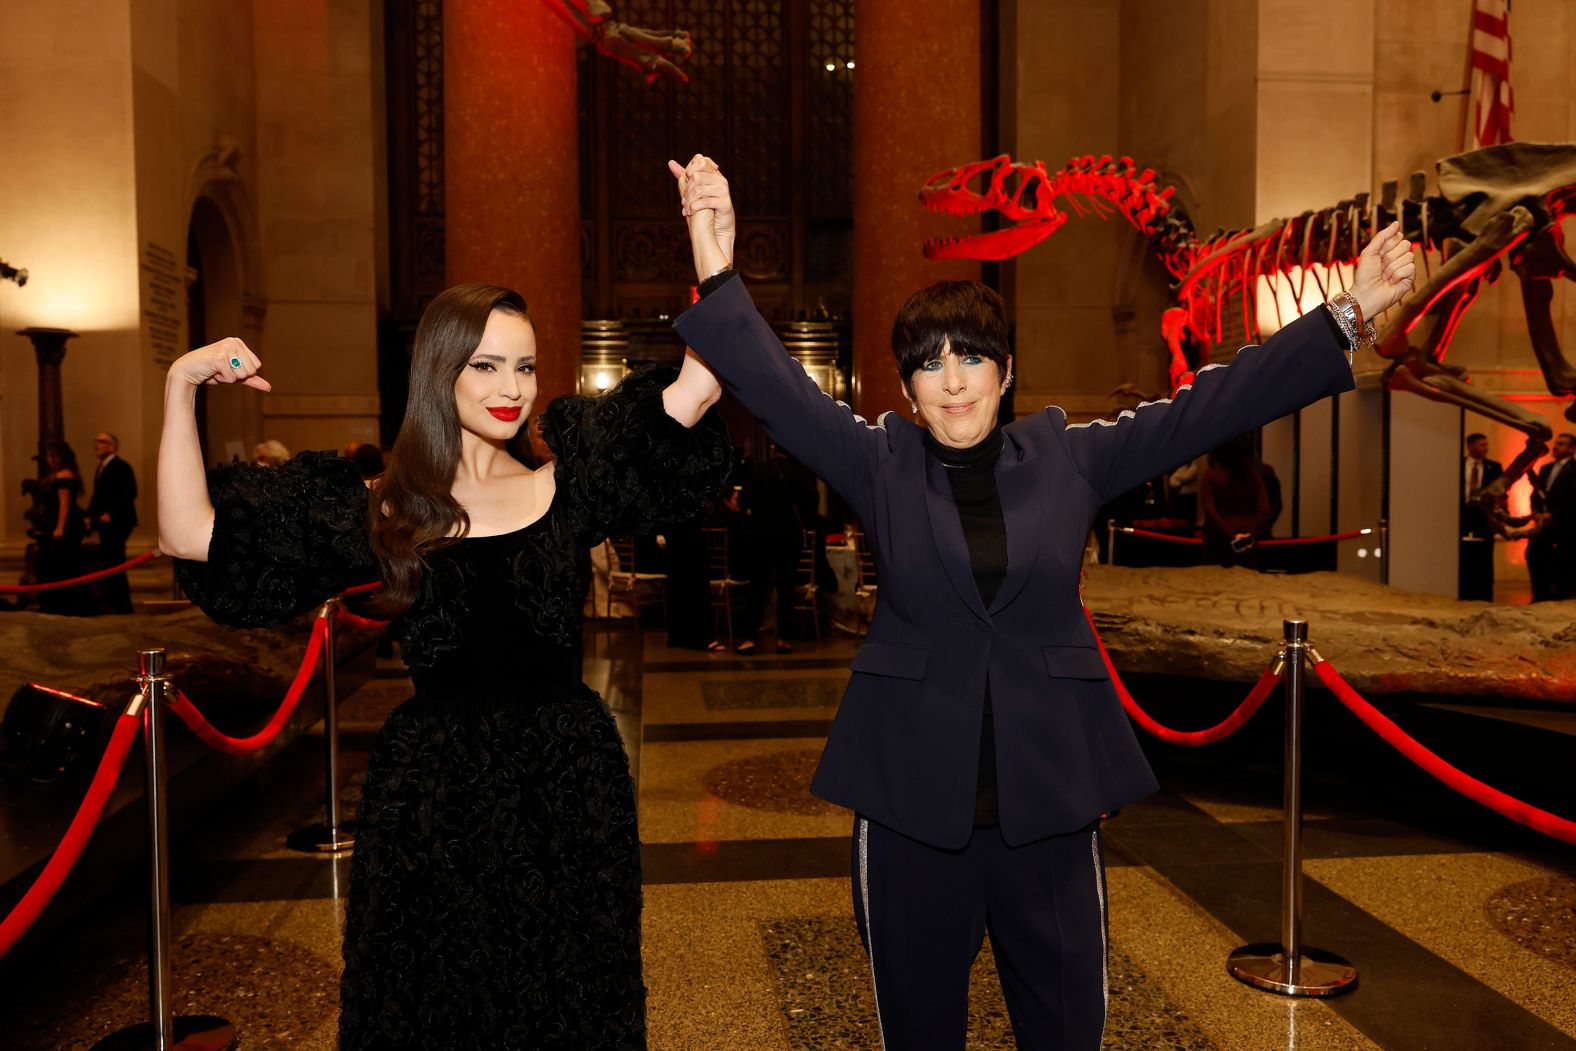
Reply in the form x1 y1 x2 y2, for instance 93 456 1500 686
0 3 142 549
0 1 381 551
252 0 381 462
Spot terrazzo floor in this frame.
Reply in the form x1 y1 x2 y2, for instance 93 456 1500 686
1 622 1573 1049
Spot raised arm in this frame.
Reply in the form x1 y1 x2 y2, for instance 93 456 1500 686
157 338 270 560
669 155 883 511
654 154 730 428
1062 224 1415 504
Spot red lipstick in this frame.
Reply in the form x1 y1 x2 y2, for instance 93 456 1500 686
488 406 522 422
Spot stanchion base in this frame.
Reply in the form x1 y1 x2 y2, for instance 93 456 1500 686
90 1015 236 1050
286 820 357 855
1228 943 1357 997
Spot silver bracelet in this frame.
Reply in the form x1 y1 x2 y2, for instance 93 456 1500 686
1327 291 1375 365
705 263 734 282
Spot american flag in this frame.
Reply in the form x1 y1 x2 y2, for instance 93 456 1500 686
1469 0 1514 147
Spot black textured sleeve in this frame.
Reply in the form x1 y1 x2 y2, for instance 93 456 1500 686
174 452 379 628
540 365 733 546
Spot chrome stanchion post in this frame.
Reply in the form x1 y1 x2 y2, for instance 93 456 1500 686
92 651 235 1051
1227 620 1356 998
1106 518 1117 566
288 600 356 855
1378 517 1390 585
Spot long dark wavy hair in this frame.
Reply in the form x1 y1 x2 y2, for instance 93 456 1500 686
367 283 530 616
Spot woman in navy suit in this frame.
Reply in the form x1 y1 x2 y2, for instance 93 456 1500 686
670 155 1415 1049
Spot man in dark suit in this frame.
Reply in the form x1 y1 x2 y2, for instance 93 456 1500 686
1459 431 1503 601
87 431 138 613
1528 432 1575 602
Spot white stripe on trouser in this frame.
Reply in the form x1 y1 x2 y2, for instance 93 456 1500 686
858 817 888 1049
1090 829 1109 1046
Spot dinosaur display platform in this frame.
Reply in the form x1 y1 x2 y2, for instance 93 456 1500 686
1082 564 1576 704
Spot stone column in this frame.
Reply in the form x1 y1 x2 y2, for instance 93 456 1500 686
20 327 78 468
851 0 982 420
445 0 581 402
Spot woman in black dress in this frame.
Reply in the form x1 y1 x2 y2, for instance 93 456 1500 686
157 283 731 1048
35 443 89 616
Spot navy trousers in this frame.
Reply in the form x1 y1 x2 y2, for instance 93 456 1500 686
851 816 1109 1050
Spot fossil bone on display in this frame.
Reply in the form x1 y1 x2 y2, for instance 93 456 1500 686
920 145 1576 534
540 0 693 84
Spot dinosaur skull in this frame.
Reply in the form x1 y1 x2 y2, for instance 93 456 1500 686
920 155 1068 261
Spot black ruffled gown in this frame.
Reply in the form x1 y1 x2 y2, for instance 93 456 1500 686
175 370 731 1049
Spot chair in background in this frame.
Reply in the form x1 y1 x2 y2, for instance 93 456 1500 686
848 529 879 602
604 535 668 625
792 527 822 644
703 527 747 650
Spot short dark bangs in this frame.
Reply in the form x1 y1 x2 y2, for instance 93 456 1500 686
890 280 1010 382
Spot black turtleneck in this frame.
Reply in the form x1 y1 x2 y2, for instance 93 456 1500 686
924 427 1007 827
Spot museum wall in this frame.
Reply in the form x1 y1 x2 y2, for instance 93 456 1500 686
250 0 382 462
0 0 382 550
0 3 143 549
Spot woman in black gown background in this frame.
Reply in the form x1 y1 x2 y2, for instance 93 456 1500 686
35 443 90 616
157 283 731 1048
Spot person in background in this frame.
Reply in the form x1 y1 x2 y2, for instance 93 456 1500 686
1166 456 1202 526
1528 431 1575 601
1459 431 1502 601
35 443 90 615
1254 459 1283 538
253 439 290 467
1199 433 1272 567
736 443 818 653
87 431 139 614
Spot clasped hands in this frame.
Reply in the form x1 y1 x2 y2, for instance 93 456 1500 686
668 154 734 281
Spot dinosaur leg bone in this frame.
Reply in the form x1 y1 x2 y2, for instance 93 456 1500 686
1512 228 1576 407
1386 354 1555 442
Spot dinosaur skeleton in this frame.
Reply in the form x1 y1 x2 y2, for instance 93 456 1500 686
919 144 1576 527
540 0 692 84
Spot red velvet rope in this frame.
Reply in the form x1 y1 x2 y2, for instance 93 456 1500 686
1312 659 1576 846
1085 609 1282 745
1258 529 1369 547
167 617 327 755
1120 528 1369 547
0 550 161 594
1124 527 1203 545
336 607 390 631
0 709 143 959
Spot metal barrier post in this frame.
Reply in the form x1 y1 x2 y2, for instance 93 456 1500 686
1226 620 1357 998
288 600 356 854
1106 518 1117 566
1378 517 1390 585
92 650 235 1050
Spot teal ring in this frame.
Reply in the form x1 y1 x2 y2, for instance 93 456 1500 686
229 357 242 369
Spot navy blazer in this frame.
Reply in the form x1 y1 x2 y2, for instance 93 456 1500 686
675 278 1355 849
